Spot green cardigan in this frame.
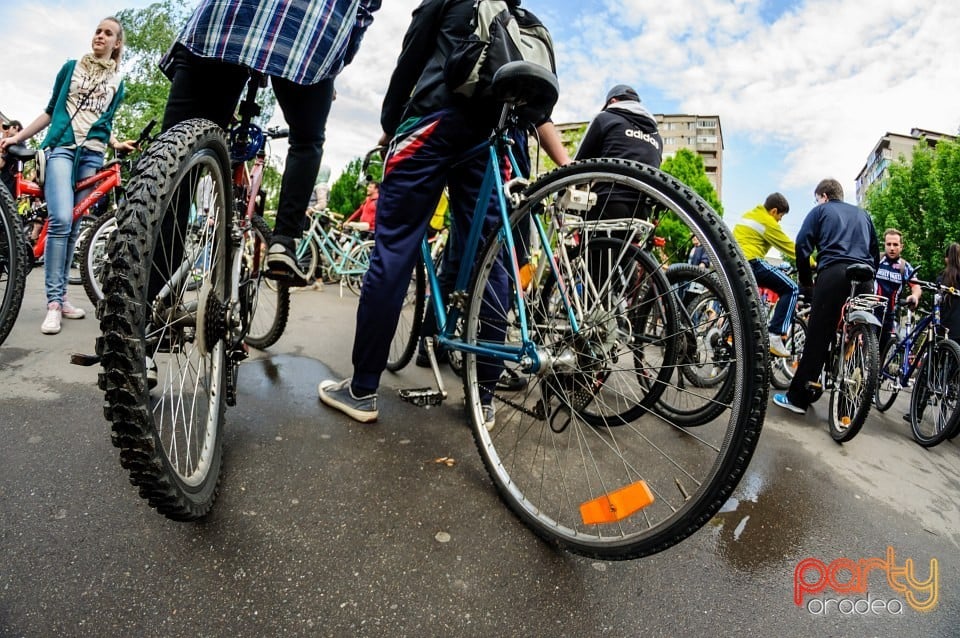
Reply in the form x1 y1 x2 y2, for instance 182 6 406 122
41 59 125 150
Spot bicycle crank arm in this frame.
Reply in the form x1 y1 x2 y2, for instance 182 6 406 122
70 352 101 366
423 337 448 398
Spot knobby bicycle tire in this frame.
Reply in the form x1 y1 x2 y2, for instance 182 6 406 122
78 209 117 305
386 257 425 372
461 159 767 560
828 323 878 443
243 215 290 349
97 118 232 521
0 184 28 346
910 338 960 447
652 263 735 427
874 337 903 412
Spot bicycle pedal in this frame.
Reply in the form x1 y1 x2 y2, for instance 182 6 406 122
805 381 823 391
398 387 446 407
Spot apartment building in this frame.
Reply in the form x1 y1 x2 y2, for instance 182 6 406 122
545 114 724 197
854 127 957 206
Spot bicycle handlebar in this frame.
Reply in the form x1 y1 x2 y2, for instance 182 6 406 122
357 145 386 187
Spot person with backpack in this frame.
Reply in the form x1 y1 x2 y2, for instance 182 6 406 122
318 0 563 427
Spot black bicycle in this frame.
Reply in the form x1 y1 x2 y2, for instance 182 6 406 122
807 264 884 443
875 281 960 447
0 182 29 346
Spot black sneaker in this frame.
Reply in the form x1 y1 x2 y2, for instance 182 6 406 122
318 378 378 423
265 239 311 286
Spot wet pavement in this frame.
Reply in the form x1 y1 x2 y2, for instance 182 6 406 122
1 271 958 637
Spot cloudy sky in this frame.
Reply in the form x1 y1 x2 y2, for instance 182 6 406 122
2 0 958 235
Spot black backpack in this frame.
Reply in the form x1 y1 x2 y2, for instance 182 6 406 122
444 1 557 101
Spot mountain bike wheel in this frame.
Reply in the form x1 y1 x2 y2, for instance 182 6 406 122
909 338 960 447
874 337 903 412
77 209 117 304
242 215 290 349
461 159 767 560
386 258 425 372
343 239 373 296
828 323 878 443
771 316 806 390
97 118 232 520
652 264 735 427
0 184 28 347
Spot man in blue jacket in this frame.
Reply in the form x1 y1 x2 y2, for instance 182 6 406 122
774 178 879 415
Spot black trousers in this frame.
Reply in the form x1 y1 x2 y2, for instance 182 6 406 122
786 262 872 408
161 45 334 240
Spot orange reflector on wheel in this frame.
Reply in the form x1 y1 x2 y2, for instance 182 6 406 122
579 480 654 525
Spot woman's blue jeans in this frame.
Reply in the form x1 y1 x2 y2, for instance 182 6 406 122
43 146 103 305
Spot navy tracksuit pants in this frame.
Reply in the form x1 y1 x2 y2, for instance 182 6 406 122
351 108 512 396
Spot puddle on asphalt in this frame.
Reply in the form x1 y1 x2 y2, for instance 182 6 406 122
709 448 822 573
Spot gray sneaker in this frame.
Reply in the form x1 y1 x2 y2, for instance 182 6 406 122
318 378 378 423
482 404 495 431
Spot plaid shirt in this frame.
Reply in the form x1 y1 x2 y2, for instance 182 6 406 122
165 0 380 85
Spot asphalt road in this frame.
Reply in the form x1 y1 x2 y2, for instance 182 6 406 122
1 270 958 637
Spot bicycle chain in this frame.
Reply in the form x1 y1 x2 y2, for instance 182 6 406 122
479 383 546 420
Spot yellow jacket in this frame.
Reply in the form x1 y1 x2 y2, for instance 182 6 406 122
733 204 796 262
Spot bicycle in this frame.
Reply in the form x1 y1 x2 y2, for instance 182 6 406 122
382 61 767 560
96 74 291 519
6 120 156 305
762 287 810 391
803 263 884 443
294 207 374 296
875 281 960 447
0 183 29 346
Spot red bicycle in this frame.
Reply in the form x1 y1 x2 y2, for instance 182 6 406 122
6 120 155 304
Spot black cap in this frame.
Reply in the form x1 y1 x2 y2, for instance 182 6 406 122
604 85 640 109
2 119 21 130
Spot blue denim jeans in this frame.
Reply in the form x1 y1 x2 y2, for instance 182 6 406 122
43 146 103 305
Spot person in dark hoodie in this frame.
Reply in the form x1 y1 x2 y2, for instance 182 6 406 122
576 84 662 169
575 84 662 224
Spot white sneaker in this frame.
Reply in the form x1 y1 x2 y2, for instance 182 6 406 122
769 333 790 358
41 302 62 335
61 298 86 320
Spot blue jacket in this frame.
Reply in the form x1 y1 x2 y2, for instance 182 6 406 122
795 198 879 287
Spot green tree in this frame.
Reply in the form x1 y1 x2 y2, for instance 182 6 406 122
328 155 383 217
114 1 276 139
114 0 192 137
661 149 723 215
865 137 960 279
659 148 724 262
327 157 366 216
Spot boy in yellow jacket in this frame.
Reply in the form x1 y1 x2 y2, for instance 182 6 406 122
733 193 797 357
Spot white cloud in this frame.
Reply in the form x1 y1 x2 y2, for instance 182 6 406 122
555 0 960 233
4 0 958 219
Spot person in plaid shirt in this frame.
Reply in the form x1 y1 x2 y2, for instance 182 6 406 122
159 0 381 284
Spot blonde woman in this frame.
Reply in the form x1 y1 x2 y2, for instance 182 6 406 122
0 17 135 334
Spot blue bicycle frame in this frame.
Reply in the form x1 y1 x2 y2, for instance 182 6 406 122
418 133 575 372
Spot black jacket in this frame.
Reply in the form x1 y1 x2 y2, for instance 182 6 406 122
575 100 662 167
